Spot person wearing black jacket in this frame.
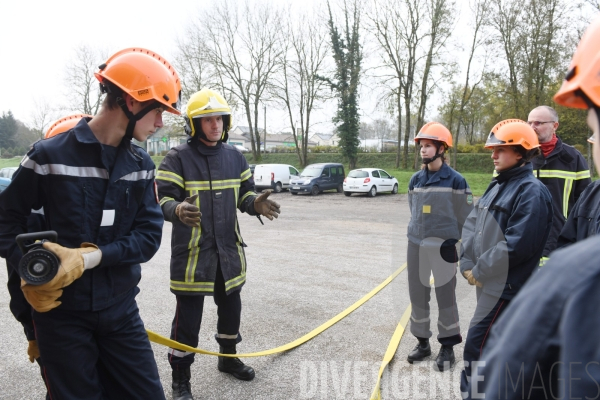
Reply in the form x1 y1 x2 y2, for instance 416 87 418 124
459 119 553 396
466 18 600 399
157 88 281 400
556 135 600 248
528 105 590 266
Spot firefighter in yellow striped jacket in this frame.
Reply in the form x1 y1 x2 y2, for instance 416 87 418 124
156 88 280 400
528 105 591 266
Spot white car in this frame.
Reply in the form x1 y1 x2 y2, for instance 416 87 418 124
343 168 399 197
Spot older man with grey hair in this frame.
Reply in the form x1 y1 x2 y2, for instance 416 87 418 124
528 105 591 266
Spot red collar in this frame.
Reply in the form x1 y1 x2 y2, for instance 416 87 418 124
540 134 558 157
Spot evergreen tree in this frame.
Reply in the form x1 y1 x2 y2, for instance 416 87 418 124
0 111 18 149
319 1 362 169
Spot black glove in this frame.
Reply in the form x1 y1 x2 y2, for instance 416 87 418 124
253 190 281 221
176 194 201 227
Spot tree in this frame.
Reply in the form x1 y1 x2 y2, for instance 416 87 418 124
271 10 330 167
64 45 106 115
0 111 18 149
488 0 571 118
28 98 58 141
450 0 489 167
319 0 363 169
194 0 283 160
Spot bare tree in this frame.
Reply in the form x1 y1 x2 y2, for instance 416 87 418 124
368 0 420 168
64 44 106 115
173 30 219 102
451 0 489 168
28 98 59 140
370 0 448 169
196 0 283 160
271 11 330 167
412 0 457 169
489 0 569 117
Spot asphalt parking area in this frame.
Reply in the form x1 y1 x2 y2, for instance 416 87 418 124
0 190 476 399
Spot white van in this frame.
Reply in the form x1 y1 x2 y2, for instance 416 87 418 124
253 164 300 193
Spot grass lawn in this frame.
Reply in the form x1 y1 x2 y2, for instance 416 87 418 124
0 158 22 168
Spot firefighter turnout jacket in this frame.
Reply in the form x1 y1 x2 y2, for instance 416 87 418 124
556 179 600 249
156 140 258 296
531 137 590 260
460 163 553 300
0 119 164 311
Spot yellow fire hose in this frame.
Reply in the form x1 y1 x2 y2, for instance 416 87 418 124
370 277 435 400
146 263 407 358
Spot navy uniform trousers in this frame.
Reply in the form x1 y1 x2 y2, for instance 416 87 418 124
33 289 165 400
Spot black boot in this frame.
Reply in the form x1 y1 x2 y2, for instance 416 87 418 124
407 339 431 363
434 345 455 372
218 345 255 381
172 368 194 400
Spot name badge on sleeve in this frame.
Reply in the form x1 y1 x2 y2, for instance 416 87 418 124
101 210 115 226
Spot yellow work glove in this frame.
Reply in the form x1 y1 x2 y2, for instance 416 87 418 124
463 270 483 288
176 194 201 227
253 190 281 221
27 340 40 363
21 242 102 313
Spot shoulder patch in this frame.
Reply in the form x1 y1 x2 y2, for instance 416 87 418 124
467 194 473 205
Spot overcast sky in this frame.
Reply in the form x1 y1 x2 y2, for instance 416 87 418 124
1 0 479 135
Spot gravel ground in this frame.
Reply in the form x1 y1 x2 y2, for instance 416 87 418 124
0 190 479 400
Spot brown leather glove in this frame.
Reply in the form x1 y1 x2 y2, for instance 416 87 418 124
463 270 483 288
21 242 101 312
253 190 281 220
21 284 63 312
27 340 40 363
176 194 201 227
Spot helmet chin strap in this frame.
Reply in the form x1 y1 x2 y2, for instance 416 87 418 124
422 142 444 165
116 96 159 141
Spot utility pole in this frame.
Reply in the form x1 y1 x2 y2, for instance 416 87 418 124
263 105 267 153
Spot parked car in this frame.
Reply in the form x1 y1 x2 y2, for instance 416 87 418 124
233 144 248 153
254 164 300 193
289 163 345 196
343 168 399 197
0 167 18 193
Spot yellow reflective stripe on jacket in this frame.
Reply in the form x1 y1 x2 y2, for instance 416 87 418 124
185 179 241 191
241 168 252 181
170 280 215 292
563 178 574 217
184 191 202 282
225 271 246 292
537 170 590 180
156 170 184 188
537 169 589 218
159 196 175 206
539 257 550 267
238 190 256 207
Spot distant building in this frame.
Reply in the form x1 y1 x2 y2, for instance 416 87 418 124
228 126 316 151
309 132 340 146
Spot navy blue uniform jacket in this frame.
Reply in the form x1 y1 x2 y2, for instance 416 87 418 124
0 119 163 311
407 162 473 245
460 163 552 300
470 236 600 399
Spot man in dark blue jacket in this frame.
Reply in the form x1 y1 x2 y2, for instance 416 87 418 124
0 48 182 399
556 137 600 248
465 16 600 399
459 119 552 396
